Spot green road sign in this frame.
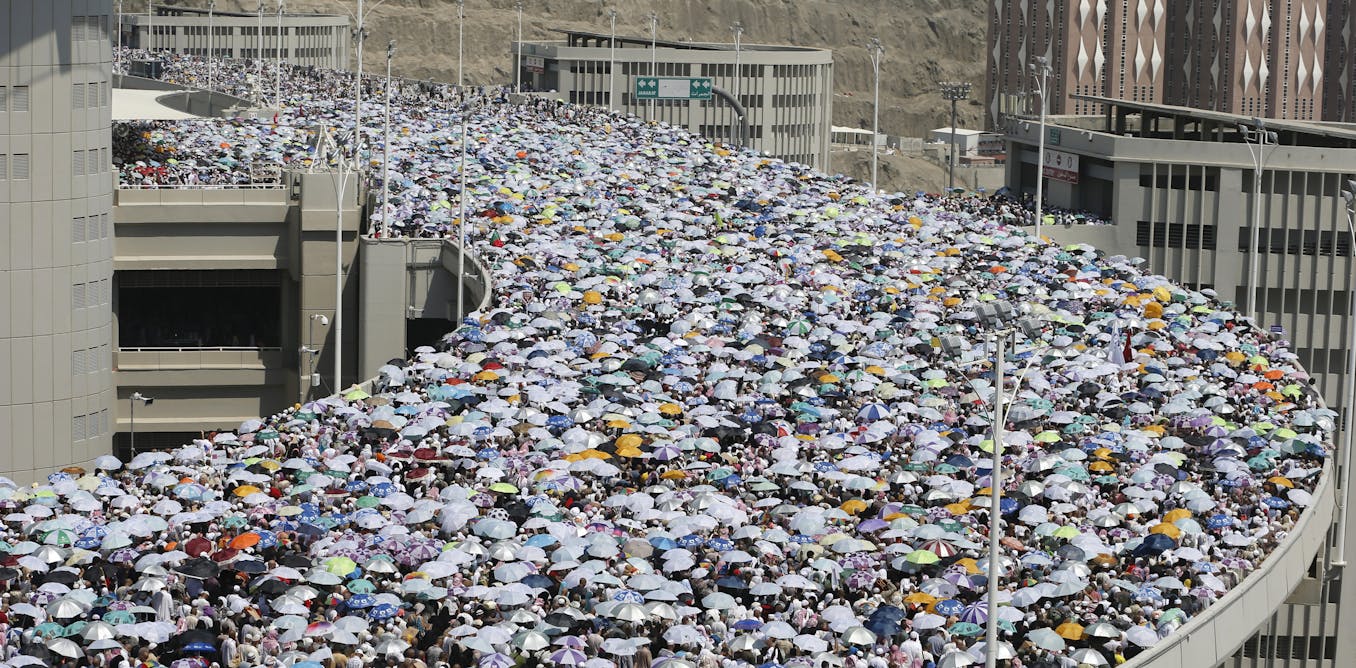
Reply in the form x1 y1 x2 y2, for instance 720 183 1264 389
634 77 713 100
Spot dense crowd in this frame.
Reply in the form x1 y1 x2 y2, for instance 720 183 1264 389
52 50 1337 668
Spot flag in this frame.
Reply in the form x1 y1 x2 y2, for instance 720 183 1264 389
1109 322 1132 365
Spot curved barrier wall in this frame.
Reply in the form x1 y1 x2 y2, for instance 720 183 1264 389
1126 461 1335 666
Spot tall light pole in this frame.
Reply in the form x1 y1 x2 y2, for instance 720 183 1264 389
866 38 883 193
116 0 123 67
515 0 525 93
275 0 284 108
731 21 744 102
147 0 153 51
607 8 618 112
938 302 1046 668
256 1 265 101
1239 119 1278 323
648 12 658 122
381 39 395 238
457 100 470 319
207 0 216 96
939 81 972 192
1335 179 1356 569
128 393 153 459
330 127 351 393
457 0 465 88
301 314 328 404
1029 56 1052 240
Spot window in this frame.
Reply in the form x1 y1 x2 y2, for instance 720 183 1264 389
0 85 6 111
12 86 29 112
73 150 85 176
10 154 29 180
1135 221 1219 249
72 216 87 243
0 155 6 180
73 83 86 109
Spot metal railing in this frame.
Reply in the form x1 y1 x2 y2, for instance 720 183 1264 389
118 346 283 352
116 181 287 190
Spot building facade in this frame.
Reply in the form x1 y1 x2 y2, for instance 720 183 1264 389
988 0 1337 128
119 5 348 71
1 0 118 482
1002 98 1356 665
1324 0 1356 122
516 31 833 171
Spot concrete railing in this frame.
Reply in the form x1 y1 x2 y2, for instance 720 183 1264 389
439 239 494 315
1124 462 1335 666
115 185 290 206
116 347 284 370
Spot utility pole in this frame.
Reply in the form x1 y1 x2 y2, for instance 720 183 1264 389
865 38 884 193
939 81 972 191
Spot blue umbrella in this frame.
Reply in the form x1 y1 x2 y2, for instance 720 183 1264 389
183 642 217 653
1206 514 1232 530
649 536 678 550
612 590 645 604
1133 533 1176 557
677 534 704 548
706 537 735 552
370 483 396 498
369 603 400 620
347 594 376 609
546 415 574 429
731 619 763 631
857 404 891 421
1262 496 1291 509
934 599 964 616
521 574 554 589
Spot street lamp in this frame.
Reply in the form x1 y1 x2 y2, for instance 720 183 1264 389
457 0 465 89
939 81 972 192
648 12 658 122
147 0 153 51
456 97 474 319
320 126 357 394
865 38 884 193
1333 180 1356 569
1029 56 1052 240
301 314 328 403
349 0 392 164
731 21 744 102
937 301 1046 668
128 392 154 459
1238 119 1278 323
256 1 265 104
207 0 216 99
515 0 525 93
607 8 618 112
380 39 396 238
116 0 123 68
275 0 284 108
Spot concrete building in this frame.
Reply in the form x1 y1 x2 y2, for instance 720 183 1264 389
1323 0 1356 122
1 0 117 481
1002 97 1356 666
515 30 833 171
987 0 1335 128
118 4 348 70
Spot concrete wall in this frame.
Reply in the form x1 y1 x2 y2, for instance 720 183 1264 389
113 73 253 116
120 12 349 71
1 0 116 483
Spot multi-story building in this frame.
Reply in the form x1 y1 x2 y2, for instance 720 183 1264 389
1 0 118 481
119 4 348 71
987 0 1335 127
1002 97 1356 666
515 30 833 171
1324 0 1356 122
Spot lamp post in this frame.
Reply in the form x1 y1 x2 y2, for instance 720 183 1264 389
865 38 883 193
456 99 471 319
939 81 972 192
1333 179 1356 569
301 314 328 403
256 1 265 103
207 0 216 98
457 0 465 88
648 12 658 122
381 39 395 238
116 0 123 68
731 20 744 147
275 0 284 107
128 392 154 459
515 0 525 93
938 302 1046 668
324 126 354 394
1239 119 1278 323
1029 56 1052 240
147 0 153 51
607 8 618 112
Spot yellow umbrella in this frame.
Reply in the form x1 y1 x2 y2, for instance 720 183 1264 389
660 470 687 480
1149 522 1182 539
840 499 869 515
233 485 262 497
606 419 632 429
904 592 937 606
615 447 646 459
616 434 643 449
1055 622 1085 640
658 403 683 416
582 290 603 305
1163 508 1192 523
473 370 501 382
1268 476 1294 489
945 501 972 515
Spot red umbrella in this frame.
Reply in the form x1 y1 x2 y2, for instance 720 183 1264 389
183 537 212 557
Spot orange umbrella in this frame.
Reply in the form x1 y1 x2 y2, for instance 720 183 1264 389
1268 476 1294 489
1056 621 1085 640
230 533 261 550
840 499 869 515
1163 508 1192 523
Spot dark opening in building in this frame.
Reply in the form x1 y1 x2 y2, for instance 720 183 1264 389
117 270 282 348
406 318 454 357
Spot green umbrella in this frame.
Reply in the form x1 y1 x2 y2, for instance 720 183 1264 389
220 515 248 529
949 622 984 637
355 495 380 508
489 482 519 494
904 549 940 565
348 579 377 593
322 556 358 577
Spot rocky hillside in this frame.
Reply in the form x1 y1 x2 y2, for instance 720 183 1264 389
169 0 987 139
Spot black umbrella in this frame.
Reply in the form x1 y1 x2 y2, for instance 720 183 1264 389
37 570 78 586
231 559 267 574
174 557 220 579
279 553 311 568
177 629 217 647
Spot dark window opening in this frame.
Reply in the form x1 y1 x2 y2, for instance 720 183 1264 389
406 318 454 357
117 270 281 348
1136 221 1218 249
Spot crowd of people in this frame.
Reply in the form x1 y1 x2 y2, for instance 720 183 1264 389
42 49 1335 668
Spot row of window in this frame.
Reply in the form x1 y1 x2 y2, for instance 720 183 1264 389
73 148 110 177
0 154 32 181
0 85 33 113
73 81 110 109
72 15 109 42
73 409 109 443
73 213 111 244
72 344 110 376
73 278 111 311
